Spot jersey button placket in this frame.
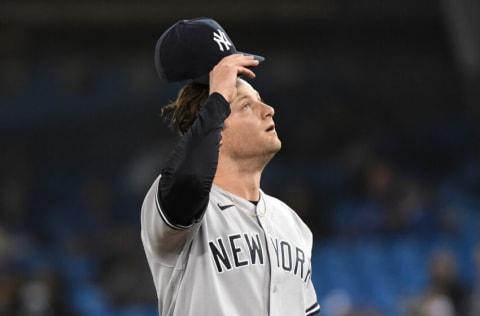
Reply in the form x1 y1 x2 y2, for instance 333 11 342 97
261 218 282 315
256 203 274 315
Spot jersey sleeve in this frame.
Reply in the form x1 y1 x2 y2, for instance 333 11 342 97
304 233 320 315
299 210 320 316
141 92 230 260
141 175 188 264
305 279 320 315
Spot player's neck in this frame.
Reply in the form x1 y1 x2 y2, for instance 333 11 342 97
214 162 263 202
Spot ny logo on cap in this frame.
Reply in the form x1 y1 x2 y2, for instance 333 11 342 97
213 29 232 52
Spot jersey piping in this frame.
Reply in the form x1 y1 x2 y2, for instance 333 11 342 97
306 302 321 315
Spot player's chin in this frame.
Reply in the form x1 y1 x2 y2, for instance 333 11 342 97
270 139 282 153
263 134 281 153
261 140 281 156
276 138 282 150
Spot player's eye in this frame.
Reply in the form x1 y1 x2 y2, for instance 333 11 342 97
242 102 251 110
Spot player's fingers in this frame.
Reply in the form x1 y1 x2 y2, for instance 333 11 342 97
209 54 260 102
237 66 256 79
212 55 258 79
219 54 260 69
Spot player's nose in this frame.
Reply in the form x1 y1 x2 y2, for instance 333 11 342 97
261 102 274 118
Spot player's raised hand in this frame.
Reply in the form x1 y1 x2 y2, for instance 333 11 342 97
209 54 260 103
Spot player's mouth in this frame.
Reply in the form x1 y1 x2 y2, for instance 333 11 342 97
266 124 275 132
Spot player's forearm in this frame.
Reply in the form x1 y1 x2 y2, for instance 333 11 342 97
158 93 230 226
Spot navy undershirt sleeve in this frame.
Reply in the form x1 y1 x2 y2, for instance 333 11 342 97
157 93 230 227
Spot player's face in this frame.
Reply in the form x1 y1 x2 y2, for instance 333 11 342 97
220 79 281 161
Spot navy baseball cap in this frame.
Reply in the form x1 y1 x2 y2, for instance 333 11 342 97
154 17 264 84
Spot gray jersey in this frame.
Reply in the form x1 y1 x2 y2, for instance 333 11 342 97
141 175 320 315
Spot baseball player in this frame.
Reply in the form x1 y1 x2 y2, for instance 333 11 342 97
141 18 320 316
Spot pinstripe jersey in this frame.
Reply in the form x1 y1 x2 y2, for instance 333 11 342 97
141 175 320 316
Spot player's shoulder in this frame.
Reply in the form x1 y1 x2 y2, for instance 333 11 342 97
142 174 162 206
262 191 297 216
262 191 313 236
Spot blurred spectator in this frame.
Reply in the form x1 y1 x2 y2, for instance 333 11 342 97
16 265 78 316
0 240 76 316
406 248 470 316
321 289 384 316
0 266 21 315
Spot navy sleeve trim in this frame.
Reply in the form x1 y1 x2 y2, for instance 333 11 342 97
306 302 320 316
